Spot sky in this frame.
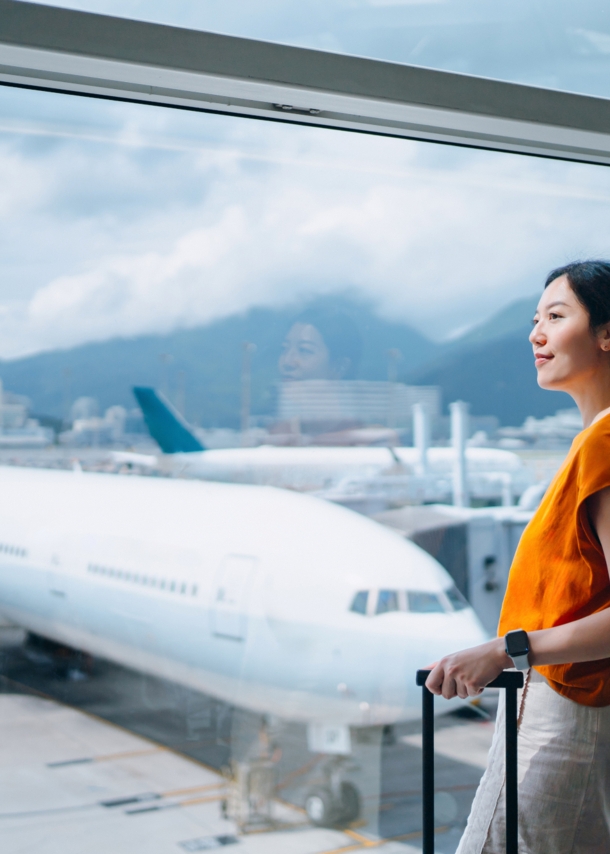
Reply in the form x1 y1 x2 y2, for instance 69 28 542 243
1 0 610 358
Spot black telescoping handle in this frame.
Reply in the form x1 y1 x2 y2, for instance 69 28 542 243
416 669 524 854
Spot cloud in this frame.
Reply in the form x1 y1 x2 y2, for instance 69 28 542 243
0 109 608 361
572 28 610 55
0 78 610 360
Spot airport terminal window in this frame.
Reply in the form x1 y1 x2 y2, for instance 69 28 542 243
4 51 610 854
49 1 610 101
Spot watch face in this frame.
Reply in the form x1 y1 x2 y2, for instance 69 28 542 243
506 629 529 657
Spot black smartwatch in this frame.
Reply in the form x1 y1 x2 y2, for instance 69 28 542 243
504 629 530 671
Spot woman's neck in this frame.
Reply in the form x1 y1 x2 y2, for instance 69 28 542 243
572 383 610 428
590 405 610 429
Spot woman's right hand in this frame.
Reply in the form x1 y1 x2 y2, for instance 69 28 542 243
425 638 512 699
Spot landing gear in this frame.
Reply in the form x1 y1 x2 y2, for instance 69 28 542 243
339 781 360 822
24 632 93 679
305 786 338 827
304 757 361 827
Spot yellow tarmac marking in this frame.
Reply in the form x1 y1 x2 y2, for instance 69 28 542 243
95 747 168 762
319 826 450 854
175 794 225 807
162 783 225 798
344 829 377 846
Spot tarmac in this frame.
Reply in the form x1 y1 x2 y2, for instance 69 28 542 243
0 624 496 854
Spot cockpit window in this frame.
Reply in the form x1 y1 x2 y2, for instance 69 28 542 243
350 588 466 615
350 590 368 615
445 584 469 611
376 590 399 614
407 591 445 613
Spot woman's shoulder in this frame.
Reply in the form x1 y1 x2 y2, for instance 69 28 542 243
577 412 610 454
571 413 610 497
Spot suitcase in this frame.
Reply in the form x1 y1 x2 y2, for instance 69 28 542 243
416 669 524 854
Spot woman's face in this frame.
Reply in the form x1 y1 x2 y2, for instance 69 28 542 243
279 323 334 381
530 276 609 393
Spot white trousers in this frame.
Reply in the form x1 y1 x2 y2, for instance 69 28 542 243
456 669 610 854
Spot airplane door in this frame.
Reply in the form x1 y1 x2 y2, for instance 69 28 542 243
211 555 257 640
45 545 70 620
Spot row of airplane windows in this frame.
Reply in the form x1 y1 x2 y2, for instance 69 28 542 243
87 563 198 597
0 543 27 558
350 585 469 616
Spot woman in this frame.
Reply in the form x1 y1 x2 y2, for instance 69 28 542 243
279 308 362 382
427 261 610 853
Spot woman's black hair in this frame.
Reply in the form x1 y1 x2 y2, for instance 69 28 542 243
292 308 363 378
545 260 610 330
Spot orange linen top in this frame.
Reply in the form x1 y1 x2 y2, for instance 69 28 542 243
499 412 610 706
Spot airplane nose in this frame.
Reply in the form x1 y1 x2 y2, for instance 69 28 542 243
415 610 489 670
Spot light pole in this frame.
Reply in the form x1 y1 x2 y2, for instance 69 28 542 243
387 349 402 428
159 353 174 400
241 342 257 447
62 367 72 429
175 370 186 418
413 403 430 476
450 400 470 507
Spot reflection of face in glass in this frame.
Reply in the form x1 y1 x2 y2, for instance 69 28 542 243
279 323 337 381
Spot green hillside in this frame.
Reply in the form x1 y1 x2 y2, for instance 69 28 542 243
0 294 436 427
450 296 539 352
405 296 572 425
0 292 574 429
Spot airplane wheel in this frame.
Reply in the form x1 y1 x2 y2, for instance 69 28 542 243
305 786 341 827
339 781 360 823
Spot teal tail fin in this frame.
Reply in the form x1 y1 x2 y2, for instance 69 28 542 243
133 387 205 454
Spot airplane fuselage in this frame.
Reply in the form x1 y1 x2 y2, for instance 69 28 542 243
0 466 487 726
159 444 526 493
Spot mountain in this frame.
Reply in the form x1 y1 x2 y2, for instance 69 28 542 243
449 296 540 352
0 294 437 427
0 292 574 430
406 295 572 426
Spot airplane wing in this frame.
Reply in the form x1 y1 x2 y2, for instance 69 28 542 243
110 450 159 468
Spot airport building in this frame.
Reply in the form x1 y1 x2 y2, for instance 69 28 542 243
277 380 440 429
0 380 52 448
59 400 149 447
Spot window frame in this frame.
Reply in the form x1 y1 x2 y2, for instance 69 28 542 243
1 1 610 166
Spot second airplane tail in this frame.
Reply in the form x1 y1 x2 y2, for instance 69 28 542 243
133 387 205 454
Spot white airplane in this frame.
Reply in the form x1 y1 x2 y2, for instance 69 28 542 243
0 465 487 824
132 387 529 494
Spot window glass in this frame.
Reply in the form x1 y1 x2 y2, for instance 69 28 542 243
33 0 610 98
350 590 368 614
0 78 606 854
408 591 446 613
445 583 470 611
376 589 399 614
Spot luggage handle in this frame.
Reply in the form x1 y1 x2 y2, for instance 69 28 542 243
416 669 524 854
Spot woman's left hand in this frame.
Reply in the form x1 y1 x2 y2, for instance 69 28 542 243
425 638 512 699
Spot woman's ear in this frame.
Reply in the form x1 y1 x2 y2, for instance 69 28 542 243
599 325 610 352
